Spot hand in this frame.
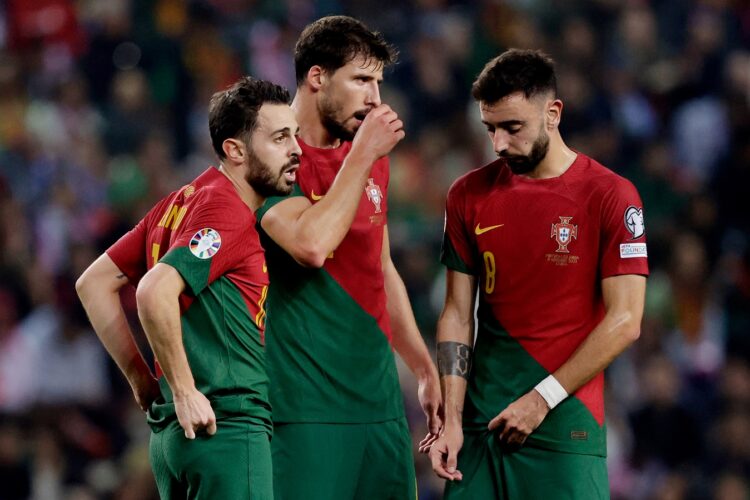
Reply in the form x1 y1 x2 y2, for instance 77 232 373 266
488 389 549 450
417 374 442 453
351 104 405 162
130 374 161 412
174 388 217 439
429 425 464 481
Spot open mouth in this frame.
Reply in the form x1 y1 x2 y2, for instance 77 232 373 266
283 165 298 183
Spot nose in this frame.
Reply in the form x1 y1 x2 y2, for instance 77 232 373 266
492 130 509 155
365 81 381 107
290 136 302 158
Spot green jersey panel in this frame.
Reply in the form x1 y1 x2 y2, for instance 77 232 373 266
261 247 403 423
148 274 271 434
465 302 606 456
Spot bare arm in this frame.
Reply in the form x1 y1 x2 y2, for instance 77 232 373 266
135 263 216 439
261 104 404 268
381 227 441 434
428 269 477 481
488 274 646 447
75 254 159 412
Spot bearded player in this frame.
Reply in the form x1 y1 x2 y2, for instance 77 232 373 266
76 76 301 499
427 49 648 498
256 16 441 499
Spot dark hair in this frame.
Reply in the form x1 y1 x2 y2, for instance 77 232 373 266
208 76 291 159
471 49 557 104
294 15 397 84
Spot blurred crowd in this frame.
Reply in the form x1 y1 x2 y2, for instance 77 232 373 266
0 0 748 499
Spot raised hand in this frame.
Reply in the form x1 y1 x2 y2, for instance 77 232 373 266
351 104 405 161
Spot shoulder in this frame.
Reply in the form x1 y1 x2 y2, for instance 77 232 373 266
574 154 640 198
448 159 505 201
191 185 256 226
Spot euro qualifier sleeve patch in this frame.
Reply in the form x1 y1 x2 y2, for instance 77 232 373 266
189 228 221 259
624 206 645 239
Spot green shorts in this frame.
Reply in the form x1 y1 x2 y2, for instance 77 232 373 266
150 418 273 500
272 418 416 500
445 429 609 500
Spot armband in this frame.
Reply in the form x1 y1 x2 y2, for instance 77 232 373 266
437 341 473 379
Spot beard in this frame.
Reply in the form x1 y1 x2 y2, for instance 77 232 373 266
245 149 299 198
499 128 550 175
319 93 369 142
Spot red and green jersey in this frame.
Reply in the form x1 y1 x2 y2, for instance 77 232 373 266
256 139 403 423
107 167 271 433
442 153 649 456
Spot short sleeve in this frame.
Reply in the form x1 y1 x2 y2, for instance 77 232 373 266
160 193 256 296
440 181 476 275
599 178 649 278
106 216 149 284
255 183 305 222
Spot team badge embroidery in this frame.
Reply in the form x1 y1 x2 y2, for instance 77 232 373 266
190 228 221 259
624 206 645 239
365 178 383 213
551 216 578 253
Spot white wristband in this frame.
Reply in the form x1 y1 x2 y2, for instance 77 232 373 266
534 375 568 409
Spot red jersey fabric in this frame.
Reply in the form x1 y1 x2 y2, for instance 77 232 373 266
443 153 648 432
295 139 391 339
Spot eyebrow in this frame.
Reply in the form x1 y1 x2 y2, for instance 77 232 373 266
482 120 524 128
271 126 298 135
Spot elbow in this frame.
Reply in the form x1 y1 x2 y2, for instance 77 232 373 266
617 313 642 345
75 268 96 304
292 243 329 269
135 277 158 317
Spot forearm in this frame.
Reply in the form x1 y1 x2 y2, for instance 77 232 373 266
294 149 376 255
76 255 152 386
546 274 645 401
78 284 152 385
553 309 640 394
436 313 473 428
136 269 194 396
385 264 436 381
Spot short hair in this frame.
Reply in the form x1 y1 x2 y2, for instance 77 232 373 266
471 49 557 104
294 15 397 85
208 76 291 159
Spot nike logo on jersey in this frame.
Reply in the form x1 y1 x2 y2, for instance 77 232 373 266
310 190 325 201
475 223 504 235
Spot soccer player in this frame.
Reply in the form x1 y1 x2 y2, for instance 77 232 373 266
75 76 301 500
255 16 441 499
427 49 648 498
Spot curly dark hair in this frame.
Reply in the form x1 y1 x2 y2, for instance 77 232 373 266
208 76 291 159
471 49 557 103
294 15 397 84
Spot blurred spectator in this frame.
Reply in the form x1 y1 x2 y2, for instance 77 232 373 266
0 1 748 498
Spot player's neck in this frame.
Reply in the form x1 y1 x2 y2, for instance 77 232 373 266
218 164 264 211
525 135 577 180
291 92 341 149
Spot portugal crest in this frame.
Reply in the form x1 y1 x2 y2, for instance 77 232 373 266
365 178 383 213
551 216 578 253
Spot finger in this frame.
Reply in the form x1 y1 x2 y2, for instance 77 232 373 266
446 446 458 474
429 449 453 480
184 425 195 440
207 416 217 436
488 413 504 431
389 119 404 133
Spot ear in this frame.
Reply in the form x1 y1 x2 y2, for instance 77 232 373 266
306 65 325 91
222 138 245 163
546 99 563 130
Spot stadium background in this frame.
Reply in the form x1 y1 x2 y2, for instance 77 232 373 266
0 0 749 498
